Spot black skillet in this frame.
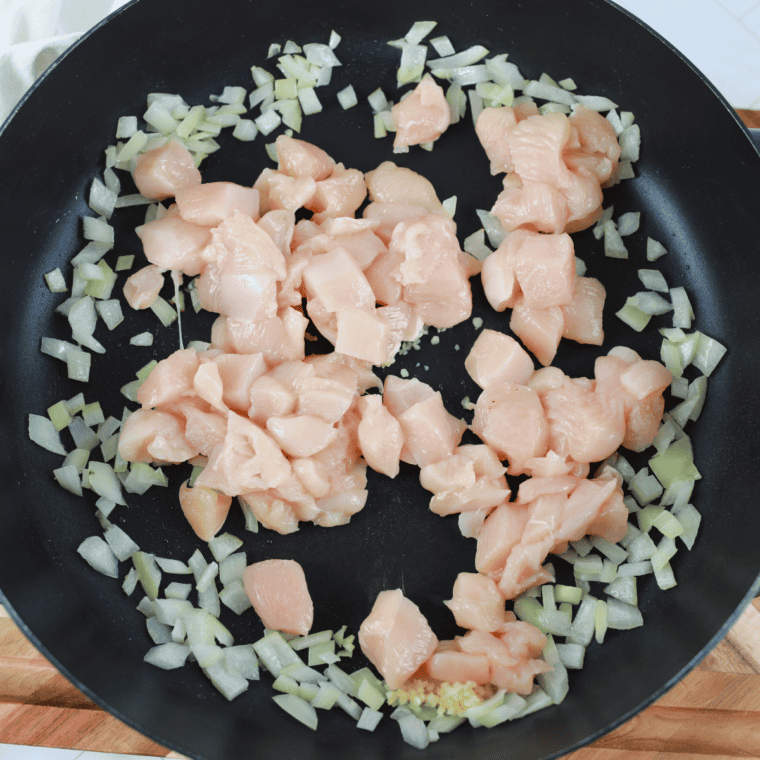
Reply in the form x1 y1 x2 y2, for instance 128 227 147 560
2 0 760 758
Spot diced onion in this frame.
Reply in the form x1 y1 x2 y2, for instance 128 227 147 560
337 85 358 110
78 536 119 578
144 642 190 670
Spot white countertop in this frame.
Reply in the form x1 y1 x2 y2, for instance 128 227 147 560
1 0 760 125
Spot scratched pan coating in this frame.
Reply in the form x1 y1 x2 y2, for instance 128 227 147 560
1 0 759 758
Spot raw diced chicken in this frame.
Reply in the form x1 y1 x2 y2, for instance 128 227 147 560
243 559 313 635
390 214 472 328
359 589 438 690
383 375 435 418
393 388 467 467
212 352 268 413
306 164 367 221
133 141 201 200
276 135 335 181
240 492 300 535
594 351 671 452
510 231 576 309
296 376 355 424
472 383 548 475
567 106 621 184
137 348 200 409
221 313 304 364
170 400 227 456
335 308 391 365
475 502 529 576
176 182 259 226
137 216 211 276
426 651 491 685
178 481 231 542
118 408 198 463
194 412 291 496
303 248 375 313
123 264 164 310
257 210 295 257
364 247 404 305
266 415 338 458
540 373 626 464
363 202 430 245
214 210 287 279
364 162 445 214
465 329 534 389
292 458 332 498
475 106 518 174
490 658 552 694
561 276 605 345
267 174 317 213
510 112 571 187
516 474 579 504
392 75 451 150
420 444 509 515
509 296 564 367
193 361 227 412
248 376 296 424
500 621 547 660
357 395 404 478
491 177 569 234
444 572 510 632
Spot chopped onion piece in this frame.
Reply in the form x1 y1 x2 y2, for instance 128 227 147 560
78 536 119 578
95 299 123 330
464 229 492 261
606 598 643 629
253 631 302 677
208 533 243 562
619 124 641 161
165 582 192 601
556 643 585 670
144 642 190 670
633 291 672 316
594 599 608 644
603 220 627 258
130 332 154 347
638 269 668 293
476 209 507 248
485 57 526 90
147 617 173 645
647 237 668 261
616 298 651 332
133 551 161 600
154 557 191 575
523 80 576 106
273 693 318 730
430 35 456 57
539 634 569 703
514 688 553 718
357 707 384 731
692 332 726 376
567 597 596 646
219 581 253 615
54 464 83 496
672 502 701 550
654 561 677 590
670 287 694 329
224 645 259 681
468 89 483 126
206 662 249 701
150 296 177 327
29 414 67 455
397 713 429 749
44 268 68 293
651 509 685 539
303 43 341 68
104 524 139 561
337 85 358 109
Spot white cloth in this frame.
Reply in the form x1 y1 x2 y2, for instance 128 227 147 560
0 0 129 123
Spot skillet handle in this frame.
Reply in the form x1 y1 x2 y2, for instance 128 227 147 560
749 128 760 153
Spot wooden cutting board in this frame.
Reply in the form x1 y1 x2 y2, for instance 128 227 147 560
2 111 758 760
1 598 759 758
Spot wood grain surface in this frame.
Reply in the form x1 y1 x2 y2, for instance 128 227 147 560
2 111 758 759
1 598 759 758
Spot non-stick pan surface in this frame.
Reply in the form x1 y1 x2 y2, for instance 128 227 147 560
1 0 760 758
